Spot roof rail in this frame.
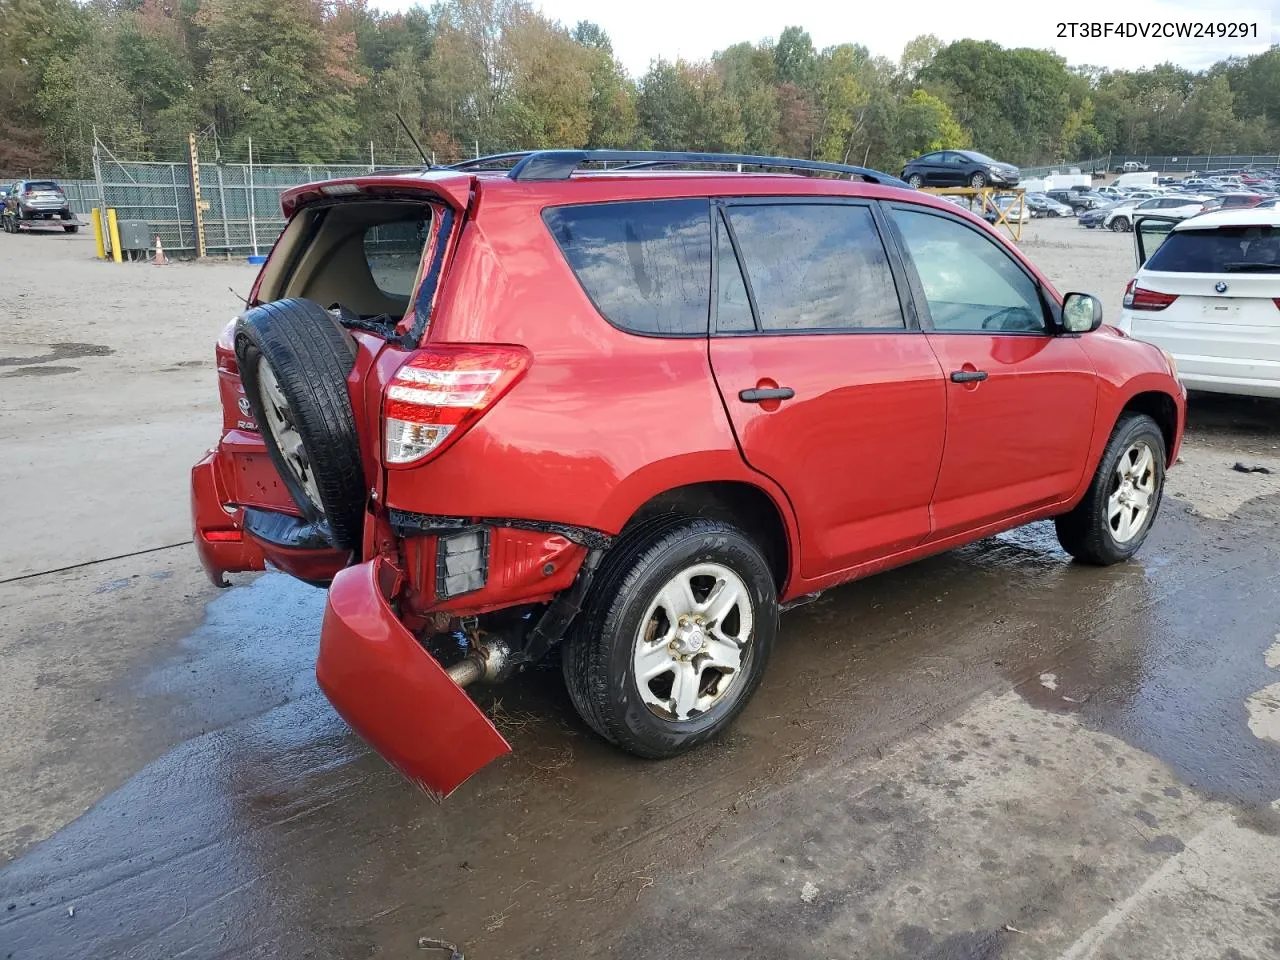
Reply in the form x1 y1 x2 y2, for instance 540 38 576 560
446 152 536 172
504 150 908 187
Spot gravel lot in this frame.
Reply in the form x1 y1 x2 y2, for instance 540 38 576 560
2 218 1279 960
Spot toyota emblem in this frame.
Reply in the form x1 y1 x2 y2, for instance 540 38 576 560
238 396 252 417
1215 281 1228 293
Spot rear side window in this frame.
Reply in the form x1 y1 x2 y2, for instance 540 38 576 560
364 218 429 299
1145 227 1280 273
715 213 755 332
543 199 711 335
723 203 904 331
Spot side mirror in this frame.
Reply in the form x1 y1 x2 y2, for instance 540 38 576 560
1062 292 1103 333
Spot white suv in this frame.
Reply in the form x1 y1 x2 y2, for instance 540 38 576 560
1120 209 1280 398
1103 195 1209 232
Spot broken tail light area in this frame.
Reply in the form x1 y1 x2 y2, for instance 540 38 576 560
1123 280 1178 311
316 557 511 798
384 345 530 465
437 528 488 599
396 518 589 615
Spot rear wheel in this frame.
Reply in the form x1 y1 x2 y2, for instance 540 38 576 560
63 224 78 234
907 173 925 189
1055 413 1166 565
562 518 777 758
1110 216 1131 232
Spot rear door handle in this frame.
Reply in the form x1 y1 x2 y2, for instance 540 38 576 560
739 387 795 403
950 370 989 383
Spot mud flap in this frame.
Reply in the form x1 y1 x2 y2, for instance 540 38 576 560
316 559 511 798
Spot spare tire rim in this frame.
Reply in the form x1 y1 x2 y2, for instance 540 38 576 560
633 562 754 722
256 356 324 514
1107 439 1157 543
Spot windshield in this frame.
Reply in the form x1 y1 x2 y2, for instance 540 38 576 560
1145 226 1280 273
965 151 997 165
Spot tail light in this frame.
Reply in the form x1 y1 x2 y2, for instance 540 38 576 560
216 317 239 375
1273 298 1280 310
1123 280 1178 311
384 345 530 465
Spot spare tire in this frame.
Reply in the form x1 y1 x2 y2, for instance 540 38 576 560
234 298 365 550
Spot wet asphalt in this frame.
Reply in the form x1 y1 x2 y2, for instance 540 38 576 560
2 402 1280 959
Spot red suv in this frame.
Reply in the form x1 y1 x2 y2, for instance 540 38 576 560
190 150 1186 797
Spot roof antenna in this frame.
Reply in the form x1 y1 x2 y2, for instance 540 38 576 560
396 112 430 167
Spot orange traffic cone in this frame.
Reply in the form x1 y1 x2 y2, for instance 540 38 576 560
153 235 168 265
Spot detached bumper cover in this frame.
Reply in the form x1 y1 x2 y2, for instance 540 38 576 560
316 559 511 798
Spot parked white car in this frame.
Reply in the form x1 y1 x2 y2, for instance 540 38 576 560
1119 208 1280 398
1101 195 1209 232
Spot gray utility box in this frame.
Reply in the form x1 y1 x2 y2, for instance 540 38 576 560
117 220 154 252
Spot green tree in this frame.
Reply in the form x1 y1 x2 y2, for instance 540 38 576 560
774 25 815 89
897 88 967 158
195 0 365 161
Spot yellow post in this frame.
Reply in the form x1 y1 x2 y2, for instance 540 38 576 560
106 209 123 264
90 208 107 260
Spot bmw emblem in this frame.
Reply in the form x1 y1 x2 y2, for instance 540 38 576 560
1215 281 1229 293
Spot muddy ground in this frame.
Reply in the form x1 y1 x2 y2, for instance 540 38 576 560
1 221 1279 959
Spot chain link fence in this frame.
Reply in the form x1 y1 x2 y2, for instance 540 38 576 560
43 138 1280 260
84 136 452 259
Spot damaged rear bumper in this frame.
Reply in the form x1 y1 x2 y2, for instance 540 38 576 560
191 451 266 586
316 558 512 798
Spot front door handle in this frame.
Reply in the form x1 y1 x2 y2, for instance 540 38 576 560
739 387 795 403
950 370 989 384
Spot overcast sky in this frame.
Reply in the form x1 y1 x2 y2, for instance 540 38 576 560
372 0 1277 77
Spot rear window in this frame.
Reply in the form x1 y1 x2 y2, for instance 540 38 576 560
1145 226 1280 273
543 199 711 336
363 218 429 299
25 181 59 192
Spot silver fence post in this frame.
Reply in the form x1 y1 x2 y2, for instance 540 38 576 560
92 131 109 257
248 137 259 258
370 140 375 172
214 150 231 257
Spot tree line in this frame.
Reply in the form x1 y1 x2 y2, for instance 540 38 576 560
2 0 1279 178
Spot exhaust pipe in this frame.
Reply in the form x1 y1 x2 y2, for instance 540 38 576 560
445 638 511 689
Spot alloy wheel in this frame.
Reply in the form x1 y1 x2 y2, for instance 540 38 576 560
633 562 754 722
1107 440 1157 543
256 356 324 514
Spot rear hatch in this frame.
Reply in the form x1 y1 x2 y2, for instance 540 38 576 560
196 171 472 585
1127 219 1280 370
23 182 66 208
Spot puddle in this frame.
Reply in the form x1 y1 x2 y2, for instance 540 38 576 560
0 342 113 367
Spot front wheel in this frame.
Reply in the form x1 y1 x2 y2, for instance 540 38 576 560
970 172 988 188
562 518 777 758
63 224 78 234
1055 413 1166 565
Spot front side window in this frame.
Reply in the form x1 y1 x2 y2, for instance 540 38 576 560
543 199 711 336
723 203 904 332
892 208 1046 333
